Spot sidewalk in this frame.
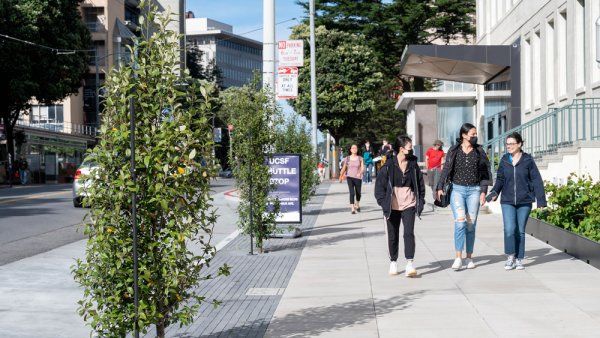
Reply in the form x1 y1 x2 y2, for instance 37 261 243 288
266 181 600 337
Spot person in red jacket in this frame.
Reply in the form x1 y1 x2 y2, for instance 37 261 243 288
425 140 445 197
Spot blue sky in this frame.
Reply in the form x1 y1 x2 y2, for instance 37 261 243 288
186 0 306 42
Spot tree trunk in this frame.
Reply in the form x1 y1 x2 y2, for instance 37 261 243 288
156 321 165 338
2 114 15 186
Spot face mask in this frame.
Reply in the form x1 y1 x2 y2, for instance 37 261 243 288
469 136 478 146
404 149 413 156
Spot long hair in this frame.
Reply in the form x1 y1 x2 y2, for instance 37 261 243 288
394 135 412 153
456 123 476 144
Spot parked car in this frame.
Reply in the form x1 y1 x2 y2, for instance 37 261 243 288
72 160 98 208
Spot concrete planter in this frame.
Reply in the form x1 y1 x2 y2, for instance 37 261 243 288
528 217 600 270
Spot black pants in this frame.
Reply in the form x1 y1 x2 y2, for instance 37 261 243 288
386 208 416 261
347 177 362 204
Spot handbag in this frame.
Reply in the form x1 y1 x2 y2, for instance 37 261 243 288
434 180 453 208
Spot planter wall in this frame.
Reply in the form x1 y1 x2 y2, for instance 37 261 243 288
528 217 600 270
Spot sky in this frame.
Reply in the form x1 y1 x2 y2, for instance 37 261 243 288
186 0 306 43
186 0 321 139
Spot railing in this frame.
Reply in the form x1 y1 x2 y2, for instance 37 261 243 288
483 98 600 172
16 120 97 137
85 21 104 32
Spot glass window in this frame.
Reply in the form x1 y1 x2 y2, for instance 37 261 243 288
437 100 475 146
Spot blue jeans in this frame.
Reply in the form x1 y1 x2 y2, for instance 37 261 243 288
450 184 481 254
363 163 373 183
501 203 532 259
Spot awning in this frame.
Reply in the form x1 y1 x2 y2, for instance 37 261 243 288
399 45 514 85
113 18 137 40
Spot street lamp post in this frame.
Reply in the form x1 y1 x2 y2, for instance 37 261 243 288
309 0 318 154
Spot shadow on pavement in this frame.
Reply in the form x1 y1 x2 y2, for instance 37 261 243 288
302 226 360 237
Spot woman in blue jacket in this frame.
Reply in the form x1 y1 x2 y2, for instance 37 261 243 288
489 132 547 270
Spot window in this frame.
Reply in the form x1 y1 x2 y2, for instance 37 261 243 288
575 0 586 89
437 101 475 147
558 10 567 96
30 105 64 124
546 20 555 101
533 30 541 107
523 37 532 111
593 0 600 83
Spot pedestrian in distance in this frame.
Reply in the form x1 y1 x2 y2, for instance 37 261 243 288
487 132 547 271
375 135 425 277
18 157 28 185
317 161 325 183
363 141 374 184
339 144 364 214
436 123 492 271
425 140 445 199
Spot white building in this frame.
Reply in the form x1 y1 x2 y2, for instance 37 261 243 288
476 0 600 184
186 16 262 88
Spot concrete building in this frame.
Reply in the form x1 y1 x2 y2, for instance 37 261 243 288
186 16 263 88
0 0 184 185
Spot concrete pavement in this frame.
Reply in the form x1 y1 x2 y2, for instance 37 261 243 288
266 181 600 338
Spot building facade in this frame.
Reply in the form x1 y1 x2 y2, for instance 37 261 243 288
186 16 263 88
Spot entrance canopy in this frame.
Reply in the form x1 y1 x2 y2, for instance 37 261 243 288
399 45 514 85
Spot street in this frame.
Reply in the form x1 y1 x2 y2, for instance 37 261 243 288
0 179 237 266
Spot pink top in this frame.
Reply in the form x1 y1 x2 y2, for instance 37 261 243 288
391 187 416 211
346 156 362 179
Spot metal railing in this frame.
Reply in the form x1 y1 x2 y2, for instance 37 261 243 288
483 98 600 172
16 120 97 137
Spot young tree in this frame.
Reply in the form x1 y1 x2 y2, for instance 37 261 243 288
274 117 320 206
72 4 228 337
0 0 90 166
290 24 384 142
222 76 281 252
186 45 223 87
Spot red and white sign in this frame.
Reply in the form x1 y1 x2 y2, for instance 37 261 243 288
227 124 234 131
278 40 304 67
276 67 299 100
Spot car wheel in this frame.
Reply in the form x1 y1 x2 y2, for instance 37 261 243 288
73 197 83 208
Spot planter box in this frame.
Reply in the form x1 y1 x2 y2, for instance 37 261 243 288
528 217 600 270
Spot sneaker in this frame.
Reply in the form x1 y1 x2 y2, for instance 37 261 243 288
505 256 516 270
351 209 356 214
405 260 417 277
452 257 462 270
389 261 398 275
465 258 476 269
515 259 525 270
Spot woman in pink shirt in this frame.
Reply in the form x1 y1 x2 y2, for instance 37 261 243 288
339 144 364 214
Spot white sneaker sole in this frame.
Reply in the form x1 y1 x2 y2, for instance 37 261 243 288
389 271 399 276
505 266 515 270
405 270 417 277
516 266 525 270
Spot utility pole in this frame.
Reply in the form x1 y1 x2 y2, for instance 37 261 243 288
263 0 276 95
309 0 318 154
95 52 100 129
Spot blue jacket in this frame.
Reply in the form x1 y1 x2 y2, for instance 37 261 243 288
491 152 547 207
363 150 373 165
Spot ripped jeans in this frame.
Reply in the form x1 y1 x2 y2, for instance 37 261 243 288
450 184 481 254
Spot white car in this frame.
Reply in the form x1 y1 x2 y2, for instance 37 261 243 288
72 160 98 208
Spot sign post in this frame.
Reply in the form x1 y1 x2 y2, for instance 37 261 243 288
267 154 302 227
276 67 299 100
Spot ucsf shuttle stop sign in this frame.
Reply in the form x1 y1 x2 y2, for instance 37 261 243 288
268 154 302 223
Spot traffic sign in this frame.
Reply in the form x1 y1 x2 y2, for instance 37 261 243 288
278 40 304 67
276 67 299 100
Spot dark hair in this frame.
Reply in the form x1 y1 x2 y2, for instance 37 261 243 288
506 132 524 145
394 135 412 152
456 122 477 143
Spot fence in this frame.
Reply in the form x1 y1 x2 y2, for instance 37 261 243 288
16 120 97 138
483 98 600 172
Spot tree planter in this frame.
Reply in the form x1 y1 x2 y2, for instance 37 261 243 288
528 217 600 270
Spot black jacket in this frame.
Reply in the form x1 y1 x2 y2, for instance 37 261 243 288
436 144 493 193
490 152 547 207
374 155 426 219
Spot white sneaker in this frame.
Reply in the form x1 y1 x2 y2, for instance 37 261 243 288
505 256 516 270
515 259 525 270
405 260 417 277
452 257 462 270
465 258 476 269
389 261 398 275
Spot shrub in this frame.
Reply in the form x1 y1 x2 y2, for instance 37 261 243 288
531 174 600 242
72 4 229 337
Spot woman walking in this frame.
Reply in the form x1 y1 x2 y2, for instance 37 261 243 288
363 141 374 184
436 123 492 270
375 136 425 277
339 144 364 214
488 132 546 270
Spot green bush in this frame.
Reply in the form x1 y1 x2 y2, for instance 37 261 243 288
221 75 281 252
274 117 320 206
531 174 600 242
72 5 228 337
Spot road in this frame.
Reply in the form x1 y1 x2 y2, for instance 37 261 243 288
0 178 237 266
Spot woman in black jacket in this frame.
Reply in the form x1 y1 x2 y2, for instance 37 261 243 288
374 135 425 277
436 123 493 271
488 132 546 270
